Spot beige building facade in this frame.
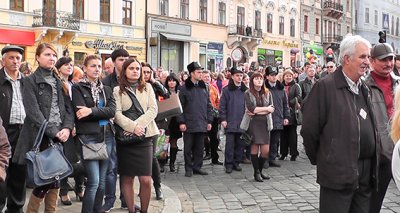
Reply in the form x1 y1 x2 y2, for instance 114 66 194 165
0 0 146 67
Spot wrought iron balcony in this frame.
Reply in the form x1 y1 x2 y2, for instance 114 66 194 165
323 0 344 19
323 35 343 43
253 29 263 38
229 25 262 38
32 9 80 31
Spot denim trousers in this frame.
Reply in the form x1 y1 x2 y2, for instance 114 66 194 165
80 132 113 213
103 139 118 207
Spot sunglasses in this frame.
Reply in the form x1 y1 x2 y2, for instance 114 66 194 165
327 66 334 68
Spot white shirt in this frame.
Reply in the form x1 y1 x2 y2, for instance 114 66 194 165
392 141 400 192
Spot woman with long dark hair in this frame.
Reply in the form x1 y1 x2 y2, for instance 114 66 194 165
244 72 274 182
113 58 159 213
13 43 74 212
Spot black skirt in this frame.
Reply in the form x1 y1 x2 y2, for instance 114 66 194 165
248 115 270 145
116 138 153 176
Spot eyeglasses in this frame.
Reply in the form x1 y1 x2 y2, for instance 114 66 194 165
327 66 334 68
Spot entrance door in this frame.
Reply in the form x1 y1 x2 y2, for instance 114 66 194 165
43 0 56 27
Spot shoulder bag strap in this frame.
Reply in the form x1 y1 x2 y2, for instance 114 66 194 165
126 89 144 115
32 120 48 151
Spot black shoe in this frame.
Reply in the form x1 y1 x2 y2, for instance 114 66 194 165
269 161 281 167
212 160 223 165
225 167 233 173
260 172 270 180
193 169 208 175
185 171 193 177
59 195 72 206
160 166 165 173
254 173 263 182
155 188 163 200
279 156 286 160
169 164 176 172
290 156 297 161
203 154 211 160
233 165 242 171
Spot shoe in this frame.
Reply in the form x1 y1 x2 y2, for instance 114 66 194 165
169 164 176 172
233 165 242 171
242 158 252 164
59 195 72 206
290 156 297 161
155 188 163 200
212 160 223 165
203 154 211 160
75 191 84 202
279 156 286 160
254 172 263 182
101 204 115 213
260 173 270 180
185 171 193 177
121 202 128 209
225 167 233 173
193 169 208 175
269 161 281 167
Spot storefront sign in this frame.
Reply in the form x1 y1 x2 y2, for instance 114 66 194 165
80 39 143 51
0 29 35 46
207 43 223 55
231 48 243 62
262 39 299 48
151 20 191 36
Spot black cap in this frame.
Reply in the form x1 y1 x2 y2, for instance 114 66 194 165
187 61 203 73
230 67 244 75
265 66 278 76
1 45 24 55
55 57 73 70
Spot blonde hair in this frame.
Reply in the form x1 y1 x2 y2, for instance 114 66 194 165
391 86 400 142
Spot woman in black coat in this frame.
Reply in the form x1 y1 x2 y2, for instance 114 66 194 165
13 43 74 212
280 68 302 161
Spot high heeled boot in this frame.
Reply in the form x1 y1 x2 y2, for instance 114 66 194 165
169 147 178 172
26 194 44 213
250 155 263 182
44 188 59 213
258 157 270 180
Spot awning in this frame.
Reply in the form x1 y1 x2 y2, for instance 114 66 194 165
161 33 198 42
0 29 35 46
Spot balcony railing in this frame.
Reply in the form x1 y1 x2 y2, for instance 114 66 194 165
32 9 80 31
229 25 262 38
323 0 344 19
323 35 343 43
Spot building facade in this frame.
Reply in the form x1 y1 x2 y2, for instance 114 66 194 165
0 0 145 66
353 0 400 53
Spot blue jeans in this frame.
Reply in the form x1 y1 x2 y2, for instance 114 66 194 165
81 133 113 213
103 139 117 208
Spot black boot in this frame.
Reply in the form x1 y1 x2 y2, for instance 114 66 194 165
251 155 263 182
169 147 178 172
259 157 270 180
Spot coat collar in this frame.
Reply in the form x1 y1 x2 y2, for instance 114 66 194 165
227 79 247 91
33 67 55 84
333 66 353 89
184 78 207 89
265 80 284 90
0 67 24 85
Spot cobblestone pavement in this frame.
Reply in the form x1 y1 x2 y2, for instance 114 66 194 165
22 132 400 212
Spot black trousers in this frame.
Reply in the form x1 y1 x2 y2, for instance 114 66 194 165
183 132 206 172
369 159 392 213
208 117 220 162
280 125 298 157
320 159 372 213
0 124 26 213
269 130 281 161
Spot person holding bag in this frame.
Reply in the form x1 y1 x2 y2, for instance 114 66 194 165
12 43 74 213
244 72 274 182
113 58 159 213
71 55 115 213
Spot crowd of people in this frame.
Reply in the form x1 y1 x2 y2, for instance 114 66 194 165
0 34 400 213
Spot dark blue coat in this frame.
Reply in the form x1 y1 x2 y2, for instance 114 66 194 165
176 78 213 133
266 81 290 130
218 80 247 133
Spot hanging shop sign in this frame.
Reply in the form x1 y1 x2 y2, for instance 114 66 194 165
231 47 244 62
262 39 299 48
72 39 144 51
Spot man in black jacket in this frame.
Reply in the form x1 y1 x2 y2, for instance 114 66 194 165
265 67 290 167
301 35 379 213
0 45 26 213
177 62 213 177
366 43 400 213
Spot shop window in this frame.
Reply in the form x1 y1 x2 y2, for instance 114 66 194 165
279 16 284 35
161 39 183 73
267 13 273 33
74 52 86 67
218 2 226 25
160 0 168 16
304 15 308 33
122 0 132 25
181 0 189 19
100 0 110 23
290 18 295 37
73 0 84 19
200 0 207 22
10 0 24 11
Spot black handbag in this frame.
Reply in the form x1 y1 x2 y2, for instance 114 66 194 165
240 132 253 146
115 90 146 144
25 121 73 187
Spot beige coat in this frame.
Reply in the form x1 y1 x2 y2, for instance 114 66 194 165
113 83 159 138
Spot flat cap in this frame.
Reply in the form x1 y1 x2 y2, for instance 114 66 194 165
1 45 24 55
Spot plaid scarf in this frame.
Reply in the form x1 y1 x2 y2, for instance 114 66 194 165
82 77 104 106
